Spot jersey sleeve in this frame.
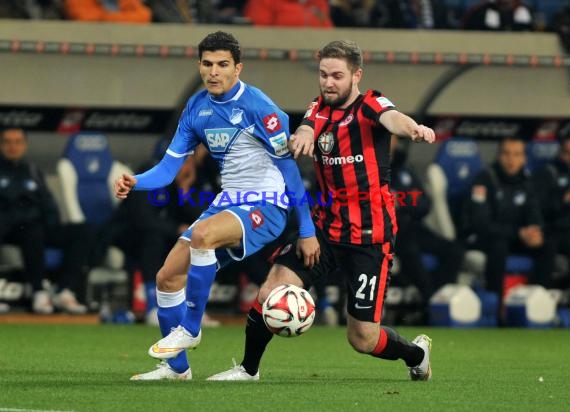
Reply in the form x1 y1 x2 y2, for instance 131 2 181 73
300 98 320 129
254 106 291 158
167 97 201 158
361 90 396 122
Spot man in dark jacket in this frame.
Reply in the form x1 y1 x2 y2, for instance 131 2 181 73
532 136 570 288
462 136 544 300
0 128 89 314
391 136 463 308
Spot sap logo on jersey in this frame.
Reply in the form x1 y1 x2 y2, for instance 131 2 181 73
205 128 238 152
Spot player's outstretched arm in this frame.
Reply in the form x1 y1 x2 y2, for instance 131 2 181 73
379 110 436 144
289 125 315 159
114 173 137 199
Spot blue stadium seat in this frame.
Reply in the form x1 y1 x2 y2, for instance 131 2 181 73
525 140 560 173
421 253 440 272
56 132 133 309
57 132 118 227
424 137 483 240
505 254 535 274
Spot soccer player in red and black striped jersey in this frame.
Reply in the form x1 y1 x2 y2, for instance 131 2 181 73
208 40 436 382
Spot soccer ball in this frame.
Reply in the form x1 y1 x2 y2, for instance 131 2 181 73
262 284 316 337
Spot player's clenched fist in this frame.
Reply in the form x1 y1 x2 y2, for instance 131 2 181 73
411 124 436 144
114 173 137 199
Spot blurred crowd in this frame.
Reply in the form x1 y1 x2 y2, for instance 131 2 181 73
0 0 569 34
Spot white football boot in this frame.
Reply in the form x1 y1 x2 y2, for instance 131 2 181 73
409 334 432 381
207 360 259 381
148 325 202 359
130 361 191 381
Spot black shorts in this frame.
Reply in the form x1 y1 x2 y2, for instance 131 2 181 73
274 228 394 323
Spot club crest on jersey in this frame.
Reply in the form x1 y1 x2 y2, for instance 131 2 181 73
263 113 282 133
318 132 334 154
230 108 244 125
205 128 239 152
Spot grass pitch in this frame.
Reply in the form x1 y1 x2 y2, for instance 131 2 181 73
0 324 568 412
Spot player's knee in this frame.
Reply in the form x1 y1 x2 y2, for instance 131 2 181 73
258 282 276 303
156 267 183 292
190 221 223 249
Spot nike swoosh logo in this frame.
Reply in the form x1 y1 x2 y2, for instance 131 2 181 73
316 114 328 120
151 344 183 354
354 303 373 309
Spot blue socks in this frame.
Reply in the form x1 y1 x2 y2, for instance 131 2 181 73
181 248 217 336
156 288 189 373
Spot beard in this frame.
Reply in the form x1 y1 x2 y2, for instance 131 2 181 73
320 87 352 108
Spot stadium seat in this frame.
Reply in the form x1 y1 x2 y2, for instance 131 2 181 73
56 132 132 309
525 140 560 173
424 137 483 240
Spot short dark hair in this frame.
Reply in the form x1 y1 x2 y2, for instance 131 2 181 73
498 136 526 152
1 128 27 141
198 31 241 64
318 40 363 72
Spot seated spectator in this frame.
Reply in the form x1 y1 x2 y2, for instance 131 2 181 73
0 0 63 19
370 0 452 29
0 128 89 314
461 0 534 31
553 7 570 53
63 0 151 23
146 0 216 23
330 0 374 27
215 0 250 25
243 0 333 27
390 136 464 311
532 135 570 287
461 137 546 301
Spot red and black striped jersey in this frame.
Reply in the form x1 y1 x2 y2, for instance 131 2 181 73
302 89 398 245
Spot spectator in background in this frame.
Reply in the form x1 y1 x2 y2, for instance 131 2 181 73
461 137 545 302
0 128 89 314
390 136 463 315
553 7 570 53
330 0 375 27
215 0 250 25
0 0 63 19
146 0 215 23
532 135 570 288
461 0 534 31
370 0 452 29
243 0 333 27
63 0 151 23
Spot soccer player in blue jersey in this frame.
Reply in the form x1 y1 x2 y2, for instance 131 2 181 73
114 31 319 381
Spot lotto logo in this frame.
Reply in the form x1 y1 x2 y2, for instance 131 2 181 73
263 113 281 133
249 210 264 229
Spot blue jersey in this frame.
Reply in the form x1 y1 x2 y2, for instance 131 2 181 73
134 80 315 238
169 80 290 208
